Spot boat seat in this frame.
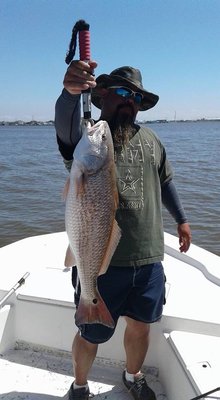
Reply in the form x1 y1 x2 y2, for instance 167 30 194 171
168 331 220 398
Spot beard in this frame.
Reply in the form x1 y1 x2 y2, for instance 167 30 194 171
108 104 137 146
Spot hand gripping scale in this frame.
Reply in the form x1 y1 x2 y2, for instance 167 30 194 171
65 19 92 121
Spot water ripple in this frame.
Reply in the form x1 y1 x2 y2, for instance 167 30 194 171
0 122 220 256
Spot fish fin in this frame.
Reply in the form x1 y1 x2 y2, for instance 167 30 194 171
98 219 121 276
64 245 76 267
113 187 119 209
111 163 119 209
75 171 88 197
63 177 70 200
75 289 115 328
64 162 87 198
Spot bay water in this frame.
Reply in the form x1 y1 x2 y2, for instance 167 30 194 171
0 121 219 256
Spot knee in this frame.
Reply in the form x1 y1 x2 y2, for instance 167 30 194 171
73 331 98 352
125 317 150 338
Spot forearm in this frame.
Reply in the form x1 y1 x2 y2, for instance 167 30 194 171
55 88 81 161
161 179 187 224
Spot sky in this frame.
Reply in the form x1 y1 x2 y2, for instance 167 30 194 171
1 0 220 122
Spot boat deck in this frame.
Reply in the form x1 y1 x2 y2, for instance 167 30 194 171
1 232 220 400
0 343 167 399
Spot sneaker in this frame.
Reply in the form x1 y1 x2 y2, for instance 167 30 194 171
122 371 156 400
66 383 94 399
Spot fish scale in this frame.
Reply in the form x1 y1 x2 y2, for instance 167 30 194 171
67 169 115 299
65 120 121 328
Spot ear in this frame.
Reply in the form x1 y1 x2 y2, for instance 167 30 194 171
99 88 108 96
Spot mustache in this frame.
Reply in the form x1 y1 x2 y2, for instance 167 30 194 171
116 102 135 115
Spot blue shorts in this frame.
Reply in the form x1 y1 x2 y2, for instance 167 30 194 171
71 262 166 344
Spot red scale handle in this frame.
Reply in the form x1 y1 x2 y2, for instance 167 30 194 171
78 23 91 119
79 30 91 61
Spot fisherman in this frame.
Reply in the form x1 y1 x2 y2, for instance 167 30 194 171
55 60 192 400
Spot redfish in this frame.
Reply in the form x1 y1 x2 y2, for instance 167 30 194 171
64 120 121 328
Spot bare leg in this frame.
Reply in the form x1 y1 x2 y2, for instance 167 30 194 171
72 331 98 385
124 316 150 374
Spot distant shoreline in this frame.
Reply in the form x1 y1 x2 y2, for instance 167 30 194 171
0 118 220 127
139 118 220 124
0 120 54 126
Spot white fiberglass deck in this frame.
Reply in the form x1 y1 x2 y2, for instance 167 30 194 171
0 342 167 400
0 231 220 400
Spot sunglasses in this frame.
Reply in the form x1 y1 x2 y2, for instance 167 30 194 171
109 86 143 104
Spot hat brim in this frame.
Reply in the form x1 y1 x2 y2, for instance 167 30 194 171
91 73 159 111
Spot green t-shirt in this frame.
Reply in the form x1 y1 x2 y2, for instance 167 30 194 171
110 126 173 267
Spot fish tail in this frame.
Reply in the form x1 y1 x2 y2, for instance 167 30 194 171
75 290 115 329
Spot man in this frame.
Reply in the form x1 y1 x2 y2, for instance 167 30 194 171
55 60 191 400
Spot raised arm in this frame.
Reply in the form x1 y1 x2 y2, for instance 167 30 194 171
55 60 97 169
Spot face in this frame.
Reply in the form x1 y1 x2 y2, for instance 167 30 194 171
100 87 141 145
100 87 140 120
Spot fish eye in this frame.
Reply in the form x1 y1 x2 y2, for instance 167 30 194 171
102 133 107 140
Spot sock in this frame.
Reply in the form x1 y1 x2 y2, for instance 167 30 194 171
125 370 135 383
73 382 88 390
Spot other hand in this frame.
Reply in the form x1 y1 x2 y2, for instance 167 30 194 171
177 223 192 253
63 60 97 94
